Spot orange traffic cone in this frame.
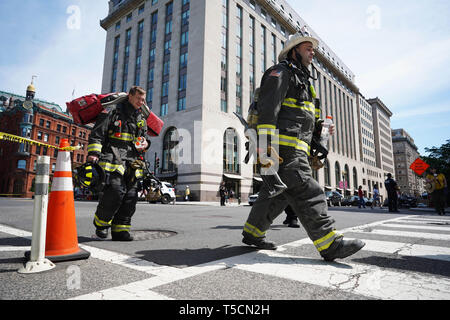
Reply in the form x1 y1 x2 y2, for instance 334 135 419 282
44 139 90 262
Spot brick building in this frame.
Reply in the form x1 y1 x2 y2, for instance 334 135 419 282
0 83 92 198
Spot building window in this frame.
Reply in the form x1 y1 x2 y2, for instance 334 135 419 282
160 103 168 117
162 81 169 97
324 159 330 186
122 29 132 92
138 4 145 14
135 20 144 86
335 161 341 189
177 97 186 111
180 52 188 68
17 160 26 170
180 31 189 46
178 74 187 91
223 128 240 174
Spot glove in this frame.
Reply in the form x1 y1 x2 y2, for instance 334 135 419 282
309 155 325 170
258 146 283 168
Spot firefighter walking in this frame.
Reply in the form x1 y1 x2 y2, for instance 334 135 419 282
87 86 151 241
242 28 365 261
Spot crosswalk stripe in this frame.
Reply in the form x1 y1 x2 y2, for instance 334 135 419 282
347 238 450 262
2 213 450 300
231 250 450 300
389 219 450 225
402 217 450 223
380 223 450 232
351 228 450 241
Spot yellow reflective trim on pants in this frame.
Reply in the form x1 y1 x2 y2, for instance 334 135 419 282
88 143 102 153
99 162 125 175
313 230 342 252
112 225 131 233
94 215 112 228
243 222 266 238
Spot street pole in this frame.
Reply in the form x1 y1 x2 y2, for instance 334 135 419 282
18 156 55 274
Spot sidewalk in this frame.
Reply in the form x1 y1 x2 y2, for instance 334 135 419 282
173 201 246 207
409 207 450 214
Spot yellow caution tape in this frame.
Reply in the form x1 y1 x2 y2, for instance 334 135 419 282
0 132 81 152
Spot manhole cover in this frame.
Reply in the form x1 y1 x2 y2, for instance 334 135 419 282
132 230 177 241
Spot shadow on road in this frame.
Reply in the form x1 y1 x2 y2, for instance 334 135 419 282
135 245 256 267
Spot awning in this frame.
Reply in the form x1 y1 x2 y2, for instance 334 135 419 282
157 171 178 179
224 173 245 180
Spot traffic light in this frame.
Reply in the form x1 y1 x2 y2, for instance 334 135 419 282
156 157 160 169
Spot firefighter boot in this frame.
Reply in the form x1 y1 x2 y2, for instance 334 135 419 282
112 231 134 242
242 235 277 250
93 219 109 240
321 238 365 262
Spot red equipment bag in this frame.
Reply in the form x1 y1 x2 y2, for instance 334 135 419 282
145 111 164 137
66 93 117 125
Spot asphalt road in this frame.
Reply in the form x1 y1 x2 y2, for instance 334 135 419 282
1 198 449 304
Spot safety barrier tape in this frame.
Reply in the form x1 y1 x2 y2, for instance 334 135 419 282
0 132 81 152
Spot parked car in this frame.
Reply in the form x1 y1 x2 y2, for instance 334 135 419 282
398 195 417 208
365 198 373 206
325 191 343 206
342 196 359 206
248 193 259 206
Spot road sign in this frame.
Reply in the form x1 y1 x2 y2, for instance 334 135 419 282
410 158 429 176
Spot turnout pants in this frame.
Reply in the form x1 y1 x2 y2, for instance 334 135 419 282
243 152 342 255
94 168 139 233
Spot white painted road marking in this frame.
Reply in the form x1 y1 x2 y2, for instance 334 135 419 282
2 214 450 300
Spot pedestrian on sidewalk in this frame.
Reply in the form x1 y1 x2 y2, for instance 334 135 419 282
426 168 447 216
358 186 366 209
385 173 400 212
219 182 227 206
185 186 190 202
371 184 381 209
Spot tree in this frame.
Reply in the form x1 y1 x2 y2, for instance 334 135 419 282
422 139 450 206
422 139 450 175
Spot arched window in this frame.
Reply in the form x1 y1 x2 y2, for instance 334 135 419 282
353 167 358 194
335 161 341 189
324 159 330 186
344 164 350 191
223 128 240 174
162 127 179 172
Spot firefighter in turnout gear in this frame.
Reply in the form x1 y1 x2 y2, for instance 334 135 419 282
242 27 365 261
87 86 151 241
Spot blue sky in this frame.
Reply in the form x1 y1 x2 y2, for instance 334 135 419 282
0 0 449 156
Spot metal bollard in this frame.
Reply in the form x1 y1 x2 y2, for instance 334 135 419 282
18 156 55 274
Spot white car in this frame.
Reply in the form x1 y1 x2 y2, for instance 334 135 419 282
159 182 176 204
